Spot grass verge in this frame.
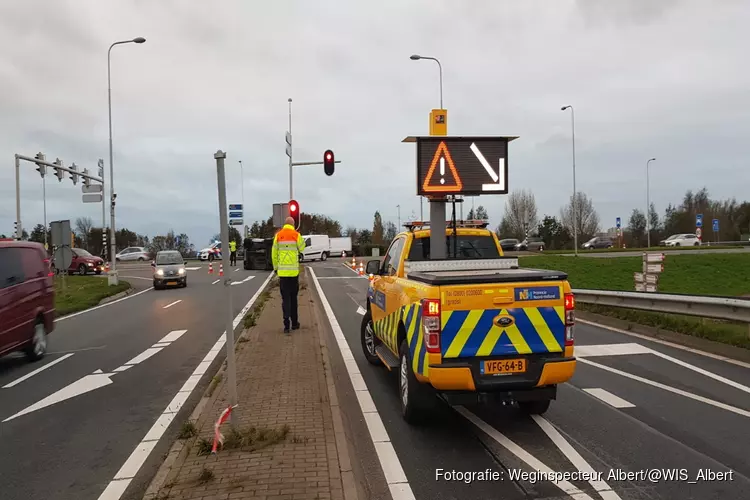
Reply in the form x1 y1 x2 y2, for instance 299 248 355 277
242 279 276 329
54 275 130 316
547 245 742 254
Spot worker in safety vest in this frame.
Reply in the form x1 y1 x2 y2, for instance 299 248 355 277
229 240 237 266
272 217 306 333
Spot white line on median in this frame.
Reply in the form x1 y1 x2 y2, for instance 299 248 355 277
2 353 75 389
211 279 220 285
162 300 182 309
582 388 635 409
97 272 274 500
309 267 415 500
55 287 154 323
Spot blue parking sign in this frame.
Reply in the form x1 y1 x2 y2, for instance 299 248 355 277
696 214 703 227
616 217 621 229
712 219 719 232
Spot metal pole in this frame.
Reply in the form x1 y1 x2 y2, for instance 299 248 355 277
15 155 22 240
420 198 423 221
215 150 238 424
100 160 106 258
288 98 293 200
107 43 118 286
43 174 47 249
562 105 578 256
646 158 655 248
397 205 401 228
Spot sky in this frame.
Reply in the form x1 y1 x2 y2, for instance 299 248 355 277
2 0 749 246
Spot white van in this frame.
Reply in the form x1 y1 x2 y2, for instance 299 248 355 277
330 237 352 257
301 235 330 261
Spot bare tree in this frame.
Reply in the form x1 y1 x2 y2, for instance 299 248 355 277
560 192 600 241
502 189 539 239
75 217 94 248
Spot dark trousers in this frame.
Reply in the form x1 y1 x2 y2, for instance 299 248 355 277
230 251 237 266
279 275 299 329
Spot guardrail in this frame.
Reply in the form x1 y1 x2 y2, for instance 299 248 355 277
572 289 750 327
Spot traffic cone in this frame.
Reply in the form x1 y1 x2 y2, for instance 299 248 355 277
104 262 110 273
208 262 213 274
358 263 364 276
219 263 224 276
351 257 356 268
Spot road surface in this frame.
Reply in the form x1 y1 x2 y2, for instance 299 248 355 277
0 262 271 500
310 259 750 500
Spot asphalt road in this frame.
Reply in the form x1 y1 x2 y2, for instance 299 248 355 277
0 261 271 500
310 259 750 500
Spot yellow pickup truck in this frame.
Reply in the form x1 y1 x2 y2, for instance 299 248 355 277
361 220 576 424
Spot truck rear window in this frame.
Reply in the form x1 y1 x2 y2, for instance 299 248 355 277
407 235 500 261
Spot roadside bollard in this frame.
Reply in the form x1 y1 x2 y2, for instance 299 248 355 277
208 262 213 274
219 263 224 276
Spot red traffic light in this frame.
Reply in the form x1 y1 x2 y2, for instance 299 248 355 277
288 199 300 229
324 149 335 176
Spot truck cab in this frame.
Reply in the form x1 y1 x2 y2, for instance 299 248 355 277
361 220 576 424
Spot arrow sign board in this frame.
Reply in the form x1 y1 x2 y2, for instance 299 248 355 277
696 214 703 227
228 204 243 211
229 218 243 226
713 219 719 232
82 184 102 193
82 193 103 203
644 252 665 263
643 263 664 274
405 136 516 196
229 211 243 218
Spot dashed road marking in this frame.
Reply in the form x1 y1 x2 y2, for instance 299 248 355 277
583 388 635 409
162 300 182 309
2 353 75 389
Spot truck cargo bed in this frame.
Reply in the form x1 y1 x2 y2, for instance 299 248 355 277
406 267 568 286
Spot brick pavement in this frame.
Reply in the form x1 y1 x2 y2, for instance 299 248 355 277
149 271 350 500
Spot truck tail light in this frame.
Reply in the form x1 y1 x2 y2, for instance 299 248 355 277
564 292 575 346
421 298 441 354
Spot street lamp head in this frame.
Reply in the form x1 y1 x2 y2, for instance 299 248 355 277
561 105 570 111
650 157 656 161
132 37 146 44
410 54 422 60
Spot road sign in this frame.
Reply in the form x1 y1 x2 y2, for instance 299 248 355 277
285 132 292 158
644 252 665 263
50 220 71 247
82 184 102 193
229 211 243 218
635 283 658 293
696 227 702 238
643 263 664 274
616 217 621 229
273 202 290 228
82 193 103 203
406 136 515 196
713 219 719 232
696 214 703 227
228 204 243 211
229 219 243 226
53 246 73 270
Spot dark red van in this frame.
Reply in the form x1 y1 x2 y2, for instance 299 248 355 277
0 240 55 361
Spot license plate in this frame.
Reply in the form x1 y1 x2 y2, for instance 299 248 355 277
482 359 526 375
167 281 177 285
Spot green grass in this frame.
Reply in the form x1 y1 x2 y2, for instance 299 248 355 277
54 276 130 316
519 254 750 350
548 245 741 254
519 253 750 296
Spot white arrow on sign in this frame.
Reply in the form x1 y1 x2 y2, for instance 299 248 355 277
470 142 506 192
2 330 187 422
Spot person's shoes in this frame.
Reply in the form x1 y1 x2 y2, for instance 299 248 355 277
292 323 300 330
283 327 290 334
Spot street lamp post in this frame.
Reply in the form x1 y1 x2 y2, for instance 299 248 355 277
410 54 444 224
646 158 656 248
561 105 578 256
397 204 401 229
107 36 145 286
288 98 293 200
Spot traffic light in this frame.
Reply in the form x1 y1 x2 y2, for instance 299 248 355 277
82 168 91 187
34 152 46 177
14 221 19 240
289 199 300 229
69 163 79 185
53 158 64 182
323 149 334 176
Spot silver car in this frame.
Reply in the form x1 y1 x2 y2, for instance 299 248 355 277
151 250 187 289
116 246 150 262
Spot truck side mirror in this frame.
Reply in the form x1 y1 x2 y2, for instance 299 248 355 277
366 260 381 276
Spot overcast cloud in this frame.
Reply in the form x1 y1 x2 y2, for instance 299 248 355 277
2 0 749 245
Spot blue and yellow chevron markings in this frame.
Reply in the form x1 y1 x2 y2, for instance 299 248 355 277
441 307 565 358
373 302 429 375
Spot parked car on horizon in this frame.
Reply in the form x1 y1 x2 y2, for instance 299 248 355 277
53 247 105 275
659 234 701 246
0 239 55 361
116 246 150 261
514 237 545 252
499 238 519 251
582 236 614 249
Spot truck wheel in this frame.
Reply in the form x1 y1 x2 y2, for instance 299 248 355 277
321 252 328 261
399 340 435 424
360 310 381 365
518 399 551 415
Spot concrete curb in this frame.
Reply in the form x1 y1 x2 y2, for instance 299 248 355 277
141 278 275 500
96 284 135 306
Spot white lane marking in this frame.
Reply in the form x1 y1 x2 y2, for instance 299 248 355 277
3 372 114 422
456 407 594 499
579 358 750 418
231 275 256 285
97 272 274 500
309 267 415 500
2 353 75 389
582 388 635 409
317 276 367 279
119 276 154 281
356 306 366 316
577 318 750 369
152 343 169 348
575 343 652 357
48 345 106 355
162 300 182 309
55 287 153 322
234 268 240 272
211 279 220 285
185 267 201 271
123 348 163 366
532 415 622 499
648 350 750 396
160 330 187 343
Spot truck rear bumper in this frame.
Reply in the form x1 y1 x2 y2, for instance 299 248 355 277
427 356 576 393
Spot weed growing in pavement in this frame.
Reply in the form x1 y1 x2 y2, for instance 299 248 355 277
177 420 198 439
206 373 223 397
290 435 310 444
197 467 214 484
221 424 290 452
196 438 213 456
237 335 250 343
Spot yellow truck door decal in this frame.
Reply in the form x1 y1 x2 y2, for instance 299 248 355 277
440 307 565 358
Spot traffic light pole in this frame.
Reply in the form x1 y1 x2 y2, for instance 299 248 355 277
14 155 21 240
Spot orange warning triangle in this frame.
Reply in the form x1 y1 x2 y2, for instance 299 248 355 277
422 141 463 193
